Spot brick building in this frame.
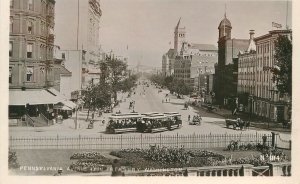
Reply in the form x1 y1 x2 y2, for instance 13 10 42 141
237 30 256 112
252 29 292 122
174 42 218 93
9 0 76 125
214 14 249 107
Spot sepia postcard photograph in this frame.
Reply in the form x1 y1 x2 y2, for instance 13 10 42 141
0 0 299 183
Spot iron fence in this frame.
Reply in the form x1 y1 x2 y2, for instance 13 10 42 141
9 132 274 150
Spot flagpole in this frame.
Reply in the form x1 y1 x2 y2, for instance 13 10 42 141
286 0 288 29
76 0 80 50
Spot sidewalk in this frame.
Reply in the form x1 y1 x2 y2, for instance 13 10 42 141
193 103 291 133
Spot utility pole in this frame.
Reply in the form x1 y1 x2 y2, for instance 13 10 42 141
75 93 79 129
76 0 80 50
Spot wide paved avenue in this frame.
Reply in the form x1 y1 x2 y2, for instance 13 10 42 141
9 79 291 141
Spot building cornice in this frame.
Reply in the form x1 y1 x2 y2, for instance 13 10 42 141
254 29 292 41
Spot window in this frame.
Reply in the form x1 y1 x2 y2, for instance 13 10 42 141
9 67 12 84
28 0 33 10
10 17 13 33
82 51 86 60
28 21 33 34
9 41 13 57
27 43 33 58
40 21 44 35
62 53 65 59
26 66 33 82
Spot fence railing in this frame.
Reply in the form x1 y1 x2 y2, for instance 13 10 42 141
39 113 52 126
9 132 273 150
275 133 291 150
124 162 291 176
24 114 35 127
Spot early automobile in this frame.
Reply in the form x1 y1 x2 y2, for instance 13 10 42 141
189 115 202 125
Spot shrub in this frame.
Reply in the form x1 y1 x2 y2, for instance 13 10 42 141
9 151 20 169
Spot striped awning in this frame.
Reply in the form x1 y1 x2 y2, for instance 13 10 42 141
9 89 60 106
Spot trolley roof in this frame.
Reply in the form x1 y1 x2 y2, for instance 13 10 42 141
111 113 139 116
141 112 160 116
142 114 167 119
109 114 144 119
164 112 181 116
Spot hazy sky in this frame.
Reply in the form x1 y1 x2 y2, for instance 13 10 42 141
55 0 292 68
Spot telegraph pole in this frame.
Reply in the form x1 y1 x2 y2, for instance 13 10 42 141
76 0 80 50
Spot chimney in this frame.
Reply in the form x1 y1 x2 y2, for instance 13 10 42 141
249 30 255 40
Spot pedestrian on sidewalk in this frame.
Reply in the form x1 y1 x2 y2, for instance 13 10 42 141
188 115 191 121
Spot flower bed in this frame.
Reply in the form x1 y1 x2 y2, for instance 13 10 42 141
110 147 228 169
68 145 289 173
70 159 110 173
9 151 20 169
224 141 288 164
70 152 107 160
69 152 112 173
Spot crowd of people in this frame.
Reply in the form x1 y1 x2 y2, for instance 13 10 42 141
137 117 181 132
106 118 140 132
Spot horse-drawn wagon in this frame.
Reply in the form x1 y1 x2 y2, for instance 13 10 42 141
225 118 250 130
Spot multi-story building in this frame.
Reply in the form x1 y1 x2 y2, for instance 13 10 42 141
252 29 292 122
163 18 218 96
8 0 69 123
162 49 176 76
162 18 185 77
55 0 102 89
237 30 256 112
9 0 56 90
56 49 88 100
214 14 249 106
174 42 218 93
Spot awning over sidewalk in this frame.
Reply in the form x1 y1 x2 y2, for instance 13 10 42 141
53 102 73 110
47 88 77 109
9 89 60 106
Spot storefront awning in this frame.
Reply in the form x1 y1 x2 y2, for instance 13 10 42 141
9 89 60 106
63 100 76 109
47 88 76 109
54 103 72 110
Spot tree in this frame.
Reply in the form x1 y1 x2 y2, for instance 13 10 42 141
272 35 292 96
106 57 128 102
82 81 112 121
173 79 193 95
119 74 138 93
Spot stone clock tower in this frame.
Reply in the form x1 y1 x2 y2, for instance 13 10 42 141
174 18 186 55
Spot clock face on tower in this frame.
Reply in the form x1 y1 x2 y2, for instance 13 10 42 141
183 43 188 51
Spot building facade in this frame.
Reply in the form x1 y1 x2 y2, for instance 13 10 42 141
162 49 176 76
54 0 102 89
162 18 185 77
237 30 256 113
56 49 88 100
214 14 249 106
174 42 218 93
9 0 56 89
252 30 292 122
8 0 73 123
174 18 186 55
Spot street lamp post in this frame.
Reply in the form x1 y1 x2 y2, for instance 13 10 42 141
268 89 275 129
75 93 80 129
268 98 271 129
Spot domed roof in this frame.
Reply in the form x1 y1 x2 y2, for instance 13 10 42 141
218 17 232 28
